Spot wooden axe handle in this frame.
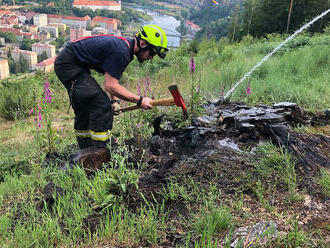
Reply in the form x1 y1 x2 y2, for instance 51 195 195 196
117 97 175 113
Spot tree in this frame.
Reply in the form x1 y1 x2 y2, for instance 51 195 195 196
286 0 294 33
228 4 243 41
20 38 35 51
0 31 17 43
241 0 330 37
19 54 29 73
50 37 65 50
9 60 20 74
178 19 187 36
37 51 48 63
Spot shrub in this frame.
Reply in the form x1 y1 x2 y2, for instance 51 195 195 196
0 79 35 120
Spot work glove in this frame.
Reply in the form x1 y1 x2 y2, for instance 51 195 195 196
112 102 120 115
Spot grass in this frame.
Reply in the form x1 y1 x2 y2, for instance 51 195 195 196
0 32 330 247
317 169 330 197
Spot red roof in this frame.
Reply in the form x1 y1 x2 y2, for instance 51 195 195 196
0 59 8 64
37 56 57 67
91 16 118 24
47 14 62 19
62 15 90 21
186 21 200 29
13 49 37 56
0 10 15 15
0 27 33 37
73 0 120 6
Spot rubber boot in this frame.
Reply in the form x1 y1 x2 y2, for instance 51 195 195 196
77 137 92 149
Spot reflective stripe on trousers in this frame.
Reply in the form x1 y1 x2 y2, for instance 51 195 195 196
75 129 110 142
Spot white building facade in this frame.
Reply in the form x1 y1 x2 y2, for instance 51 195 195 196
32 43 56 59
72 0 121 11
33 14 48 27
0 59 10 80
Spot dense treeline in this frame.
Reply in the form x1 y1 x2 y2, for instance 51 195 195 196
241 0 330 37
189 0 330 41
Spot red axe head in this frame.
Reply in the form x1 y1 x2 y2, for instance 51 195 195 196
168 85 188 120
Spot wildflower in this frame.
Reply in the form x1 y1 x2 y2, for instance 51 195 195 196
37 122 41 128
246 80 252 95
136 123 143 128
137 83 142 96
43 81 52 103
144 76 151 93
190 57 195 73
38 112 43 121
29 108 34 114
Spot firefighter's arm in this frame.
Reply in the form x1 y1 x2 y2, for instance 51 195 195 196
104 72 152 109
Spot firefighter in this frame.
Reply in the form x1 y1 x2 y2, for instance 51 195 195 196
54 25 169 149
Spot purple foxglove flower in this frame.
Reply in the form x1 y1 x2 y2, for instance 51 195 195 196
29 108 34 114
246 87 251 95
44 82 52 103
137 83 142 96
190 57 195 73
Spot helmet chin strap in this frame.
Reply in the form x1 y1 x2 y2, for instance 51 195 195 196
134 35 151 62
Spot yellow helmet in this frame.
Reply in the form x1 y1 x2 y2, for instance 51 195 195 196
136 24 169 59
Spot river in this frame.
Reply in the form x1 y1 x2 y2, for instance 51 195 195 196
132 8 181 47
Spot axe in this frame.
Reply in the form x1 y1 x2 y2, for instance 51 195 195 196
116 85 188 119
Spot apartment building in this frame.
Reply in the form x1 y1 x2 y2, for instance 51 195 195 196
62 15 90 28
39 26 59 38
36 56 56 72
90 16 119 30
32 43 56 59
185 21 200 33
0 37 5 46
34 32 51 42
91 27 107 35
73 0 121 11
47 14 62 24
11 49 38 71
49 23 66 33
0 59 10 80
70 27 88 41
33 14 48 27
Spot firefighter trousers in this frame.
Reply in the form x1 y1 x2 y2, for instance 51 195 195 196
55 44 113 149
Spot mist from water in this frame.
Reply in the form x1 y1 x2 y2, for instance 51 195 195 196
216 8 330 103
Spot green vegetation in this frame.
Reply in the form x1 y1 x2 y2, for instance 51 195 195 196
0 25 329 247
317 169 330 197
182 0 330 41
0 31 17 43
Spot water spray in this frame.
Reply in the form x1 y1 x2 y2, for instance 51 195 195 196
213 8 330 105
